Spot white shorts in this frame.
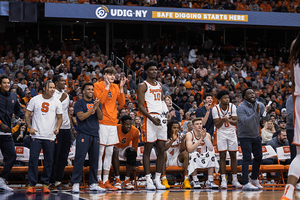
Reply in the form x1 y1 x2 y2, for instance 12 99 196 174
117 146 131 160
143 114 167 143
293 96 300 146
166 154 183 167
216 131 238 152
187 151 219 175
99 124 119 146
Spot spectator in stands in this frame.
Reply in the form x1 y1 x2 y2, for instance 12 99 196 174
21 90 32 106
223 0 236 9
12 123 29 144
261 120 276 144
267 129 290 165
165 95 182 123
127 74 136 91
188 48 198 64
278 119 287 131
249 0 260 11
260 0 272 12
277 1 289 12
236 0 250 10
184 95 195 113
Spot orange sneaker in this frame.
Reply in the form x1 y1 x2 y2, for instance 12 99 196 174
114 178 122 190
104 180 119 191
281 197 291 200
98 180 106 190
124 179 134 190
26 186 36 194
41 184 50 194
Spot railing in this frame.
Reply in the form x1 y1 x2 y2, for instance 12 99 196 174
114 55 136 84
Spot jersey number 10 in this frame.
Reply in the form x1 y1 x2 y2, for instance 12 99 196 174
153 93 161 101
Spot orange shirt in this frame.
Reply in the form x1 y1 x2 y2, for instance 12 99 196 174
260 3 272 11
93 82 125 126
77 74 90 82
235 83 248 91
115 124 139 151
236 4 250 10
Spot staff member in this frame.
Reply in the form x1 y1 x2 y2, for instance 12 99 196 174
0 75 24 192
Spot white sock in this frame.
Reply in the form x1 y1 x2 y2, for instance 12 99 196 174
55 181 61 186
193 175 198 182
97 175 102 182
232 174 238 182
115 176 120 180
125 176 130 181
103 175 109 183
155 172 161 181
221 174 226 181
208 175 214 182
146 174 152 181
283 184 295 199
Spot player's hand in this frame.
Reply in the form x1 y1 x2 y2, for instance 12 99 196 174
170 110 176 117
152 118 161 126
265 105 271 114
172 129 178 141
54 128 59 135
205 104 210 111
0 122 10 133
72 129 77 138
120 77 127 87
222 117 228 122
200 128 207 140
103 74 111 89
181 134 186 141
29 127 37 135
60 92 68 102
93 99 100 111
257 104 260 114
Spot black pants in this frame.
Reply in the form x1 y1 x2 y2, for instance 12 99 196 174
50 129 72 183
71 133 99 184
287 129 296 161
240 137 262 185
28 138 55 186
0 135 16 180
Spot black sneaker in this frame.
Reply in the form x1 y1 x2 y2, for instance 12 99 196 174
56 183 70 191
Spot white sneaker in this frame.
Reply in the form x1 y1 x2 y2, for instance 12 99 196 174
0 177 13 192
193 180 201 189
89 183 106 192
205 180 219 189
145 179 156 190
72 183 80 193
232 180 242 188
153 179 166 190
220 179 227 189
242 182 258 191
250 179 263 189
296 182 300 191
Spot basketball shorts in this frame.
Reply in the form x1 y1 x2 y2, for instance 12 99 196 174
293 96 300 146
142 114 167 143
99 124 118 146
216 131 238 152
187 151 219 175
166 153 183 167
117 146 131 160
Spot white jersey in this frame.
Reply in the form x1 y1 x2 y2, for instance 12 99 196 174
166 133 181 158
144 80 163 114
212 103 237 135
27 94 63 141
53 89 71 129
190 131 207 154
294 63 300 96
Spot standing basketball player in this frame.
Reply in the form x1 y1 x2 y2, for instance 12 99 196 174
25 81 63 194
49 75 74 191
137 61 169 190
93 67 127 190
0 75 24 191
282 33 300 200
71 83 104 193
212 90 242 189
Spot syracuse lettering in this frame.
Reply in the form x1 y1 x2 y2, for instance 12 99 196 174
111 9 148 18
149 89 161 94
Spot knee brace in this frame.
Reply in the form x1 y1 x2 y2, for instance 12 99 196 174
126 147 137 166
103 145 114 171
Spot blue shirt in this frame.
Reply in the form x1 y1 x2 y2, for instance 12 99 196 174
195 106 214 136
74 98 102 136
170 108 181 122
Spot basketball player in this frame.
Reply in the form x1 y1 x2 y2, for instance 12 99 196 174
49 75 74 191
162 120 191 189
0 75 24 192
71 83 104 193
185 118 219 189
25 81 63 194
112 115 139 190
93 67 127 190
137 61 169 190
282 33 300 200
212 90 242 189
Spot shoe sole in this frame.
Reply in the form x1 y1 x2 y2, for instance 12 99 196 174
242 188 258 191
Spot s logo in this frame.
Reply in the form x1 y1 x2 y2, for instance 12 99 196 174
87 104 95 114
41 102 49 113
121 138 126 144
108 91 112 98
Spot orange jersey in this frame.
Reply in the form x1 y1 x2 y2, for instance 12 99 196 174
93 82 125 126
115 124 139 151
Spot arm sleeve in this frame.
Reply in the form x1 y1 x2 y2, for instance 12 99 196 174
56 100 63 115
26 97 35 112
204 137 214 151
74 100 83 115
93 83 109 104
117 87 125 109
231 104 237 117
212 106 219 119
132 129 139 152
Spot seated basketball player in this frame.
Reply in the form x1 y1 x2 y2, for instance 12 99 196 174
162 120 191 189
185 118 219 189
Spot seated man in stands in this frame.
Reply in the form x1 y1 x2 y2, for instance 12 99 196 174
112 115 139 190
185 118 219 189
161 120 191 189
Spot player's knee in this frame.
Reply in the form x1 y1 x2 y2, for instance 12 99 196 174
126 147 137 166
182 150 189 158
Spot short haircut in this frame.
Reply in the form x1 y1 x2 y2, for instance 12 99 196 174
203 93 213 100
144 61 157 71
103 67 116 75
276 129 285 137
120 115 132 123
192 117 203 124
0 75 9 84
52 75 63 85
164 95 172 100
82 82 94 91
217 90 229 100
242 87 253 99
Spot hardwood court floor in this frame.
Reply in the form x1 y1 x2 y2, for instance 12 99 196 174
2 189 300 200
